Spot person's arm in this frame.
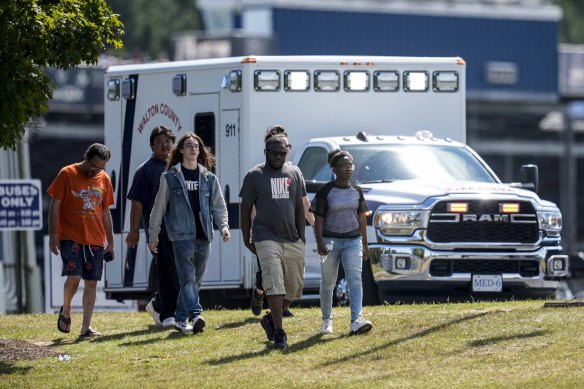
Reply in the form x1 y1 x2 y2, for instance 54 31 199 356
240 200 256 255
314 215 329 256
210 176 230 242
126 200 143 248
148 175 169 253
303 196 315 226
102 208 114 255
295 194 306 244
359 211 369 261
48 197 61 255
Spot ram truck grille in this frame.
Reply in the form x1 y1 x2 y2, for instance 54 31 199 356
427 200 539 243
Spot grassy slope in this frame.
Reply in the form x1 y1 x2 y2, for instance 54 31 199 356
1 301 583 388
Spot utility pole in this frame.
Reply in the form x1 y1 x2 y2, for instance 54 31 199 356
563 101 584 263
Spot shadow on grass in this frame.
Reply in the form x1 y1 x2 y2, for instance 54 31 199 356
0 361 33 376
117 330 201 346
214 317 259 330
320 310 495 367
468 330 549 347
49 325 164 346
206 333 335 365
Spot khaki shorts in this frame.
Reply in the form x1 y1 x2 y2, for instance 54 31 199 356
255 239 305 301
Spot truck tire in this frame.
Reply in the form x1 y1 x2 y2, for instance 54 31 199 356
333 261 381 306
362 259 380 306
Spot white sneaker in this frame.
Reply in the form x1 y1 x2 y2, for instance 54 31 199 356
161 317 176 328
349 318 373 336
192 315 206 333
146 300 161 326
320 319 333 334
174 321 193 334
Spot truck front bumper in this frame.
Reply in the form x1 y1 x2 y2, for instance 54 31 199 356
368 243 569 296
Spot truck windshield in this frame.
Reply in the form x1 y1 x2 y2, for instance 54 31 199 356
343 144 497 184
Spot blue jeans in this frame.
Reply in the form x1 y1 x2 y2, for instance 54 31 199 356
320 237 363 322
172 239 210 322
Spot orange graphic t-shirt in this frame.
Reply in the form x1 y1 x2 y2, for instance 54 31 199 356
47 163 114 246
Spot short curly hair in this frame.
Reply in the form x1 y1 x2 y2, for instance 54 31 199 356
84 143 111 162
328 150 352 167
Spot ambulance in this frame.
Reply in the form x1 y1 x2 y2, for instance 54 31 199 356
103 55 567 304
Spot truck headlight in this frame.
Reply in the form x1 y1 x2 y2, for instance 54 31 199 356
537 211 562 237
374 210 429 236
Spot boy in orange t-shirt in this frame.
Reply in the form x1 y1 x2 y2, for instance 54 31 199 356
48 143 114 338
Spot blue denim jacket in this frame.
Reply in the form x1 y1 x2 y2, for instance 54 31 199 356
148 162 229 242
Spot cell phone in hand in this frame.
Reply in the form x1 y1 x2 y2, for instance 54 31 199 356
104 251 114 262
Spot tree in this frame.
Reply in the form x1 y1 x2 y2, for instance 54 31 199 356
106 0 202 60
553 0 584 44
0 0 123 150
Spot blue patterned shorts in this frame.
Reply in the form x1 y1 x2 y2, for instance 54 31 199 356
60 240 104 281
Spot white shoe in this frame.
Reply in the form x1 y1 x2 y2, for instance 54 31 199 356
146 300 161 326
174 321 193 334
349 318 373 336
161 317 176 328
320 319 333 334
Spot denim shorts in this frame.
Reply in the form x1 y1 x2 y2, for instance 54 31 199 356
60 240 104 281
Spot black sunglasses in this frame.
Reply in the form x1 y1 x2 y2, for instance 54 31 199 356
266 149 287 158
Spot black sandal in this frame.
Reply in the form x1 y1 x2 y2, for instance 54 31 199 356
57 306 71 334
79 327 102 338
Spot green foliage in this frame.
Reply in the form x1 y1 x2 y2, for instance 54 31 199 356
0 0 123 150
553 0 584 44
106 0 202 60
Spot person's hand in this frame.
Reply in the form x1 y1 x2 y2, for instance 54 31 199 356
49 234 60 255
221 228 230 242
105 243 114 256
126 230 139 248
148 241 158 254
316 240 330 256
244 240 256 255
363 245 370 261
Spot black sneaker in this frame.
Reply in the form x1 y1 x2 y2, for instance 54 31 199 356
193 315 205 334
282 308 294 317
192 315 206 334
273 329 287 350
260 312 275 341
251 288 264 316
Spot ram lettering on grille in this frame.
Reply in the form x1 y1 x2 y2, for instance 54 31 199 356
429 214 536 223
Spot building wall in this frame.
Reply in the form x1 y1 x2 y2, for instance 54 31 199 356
271 8 558 100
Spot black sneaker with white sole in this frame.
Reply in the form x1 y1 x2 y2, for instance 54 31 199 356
192 315 206 334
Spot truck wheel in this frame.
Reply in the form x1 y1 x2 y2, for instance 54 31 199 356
333 265 349 307
335 278 350 307
362 259 380 306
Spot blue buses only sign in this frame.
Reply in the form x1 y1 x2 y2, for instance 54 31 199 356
0 180 42 231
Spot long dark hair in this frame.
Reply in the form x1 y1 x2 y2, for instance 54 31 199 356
166 132 215 170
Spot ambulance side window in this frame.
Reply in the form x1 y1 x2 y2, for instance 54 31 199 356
298 147 331 182
194 113 216 172
195 113 215 154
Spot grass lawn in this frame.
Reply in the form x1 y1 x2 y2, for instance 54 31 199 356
1 300 584 388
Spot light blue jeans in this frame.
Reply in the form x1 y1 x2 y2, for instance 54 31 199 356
320 237 363 322
172 239 210 322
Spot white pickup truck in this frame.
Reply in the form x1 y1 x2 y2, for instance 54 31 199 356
293 131 568 303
